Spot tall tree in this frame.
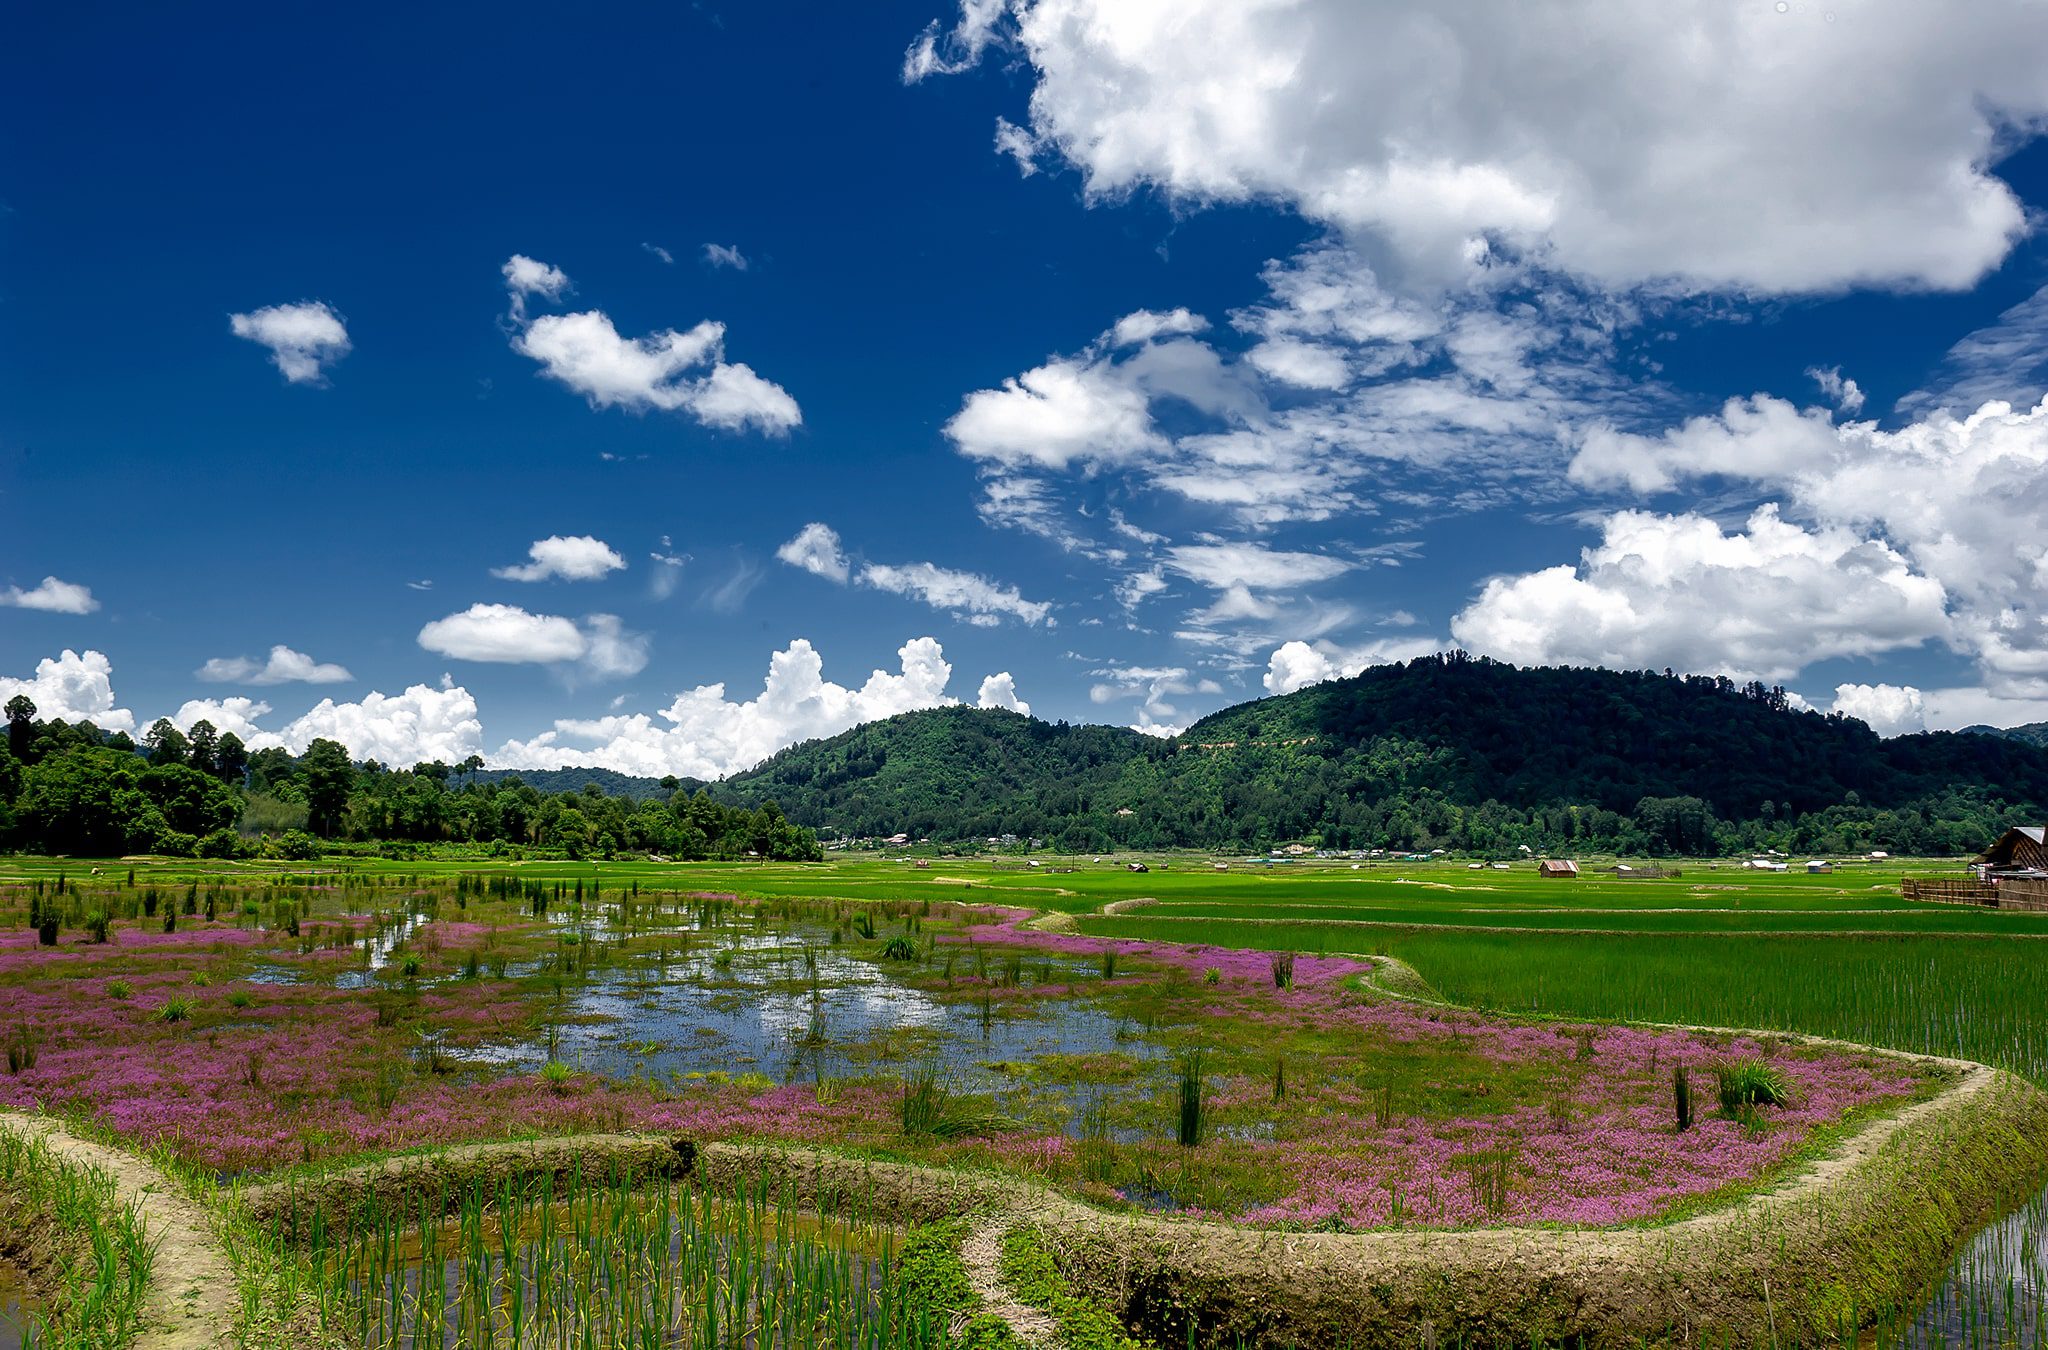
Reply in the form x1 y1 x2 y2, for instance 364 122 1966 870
299 738 356 837
185 719 220 777
143 718 189 767
4 695 34 763
214 732 249 786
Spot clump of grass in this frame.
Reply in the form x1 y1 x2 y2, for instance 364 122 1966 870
226 989 254 1009
1715 1056 1792 1124
84 910 110 944
1100 949 1118 980
899 1063 1015 1139
156 996 193 1024
878 935 919 961
1272 1057 1287 1104
852 911 878 940
1203 966 1221 985
1270 951 1295 990
105 979 132 1001
5 1024 38 1074
1177 1048 1206 1148
540 1060 575 1093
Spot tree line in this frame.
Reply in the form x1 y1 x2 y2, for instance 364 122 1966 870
0 697 820 861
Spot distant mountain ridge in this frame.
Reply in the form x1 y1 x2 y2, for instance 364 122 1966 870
1961 722 2048 749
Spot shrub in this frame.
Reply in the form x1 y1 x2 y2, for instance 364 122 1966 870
36 917 57 947
196 828 248 860
274 830 320 861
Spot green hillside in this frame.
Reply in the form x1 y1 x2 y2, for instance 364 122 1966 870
719 654 2048 856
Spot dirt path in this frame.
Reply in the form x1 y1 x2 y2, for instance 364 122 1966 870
958 1216 1060 1347
0 1113 237 1350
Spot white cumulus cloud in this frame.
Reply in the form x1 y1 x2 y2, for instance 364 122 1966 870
1262 636 1443 696
502 255 799 435
229 301 351 385
491 535 627 583
493 636 993 779
976 671 1031 715
276 684 485 767
168 697 275 742
0 649 136 734
1450 506 1951 683
1830 683 1927 738
915 0 2048 294
416 604 647 678
197 645 354 686
0 576 99 615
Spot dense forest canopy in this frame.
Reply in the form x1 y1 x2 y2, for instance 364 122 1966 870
0 695 818 862
4 656 2043 859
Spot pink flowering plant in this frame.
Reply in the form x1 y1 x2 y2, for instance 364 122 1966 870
0 879 1927 1229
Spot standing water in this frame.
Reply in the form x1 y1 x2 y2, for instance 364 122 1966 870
0 1261 47 1350
1891 1182 2048 1346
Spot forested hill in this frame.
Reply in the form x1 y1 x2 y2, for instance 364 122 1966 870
470 767 683 801
717 706 1162 842
718 655 2048 856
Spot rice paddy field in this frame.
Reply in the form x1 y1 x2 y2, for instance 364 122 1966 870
2 849 2046 1347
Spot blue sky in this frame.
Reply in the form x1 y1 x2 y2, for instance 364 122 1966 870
8 1 2048 775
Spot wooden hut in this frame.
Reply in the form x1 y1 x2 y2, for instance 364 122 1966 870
1538 859 1579 879
1974 827 2048 874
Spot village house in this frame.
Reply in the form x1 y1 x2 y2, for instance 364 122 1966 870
1538 859 1579 878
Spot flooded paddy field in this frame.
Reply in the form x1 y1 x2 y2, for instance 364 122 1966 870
1 854 2044 1346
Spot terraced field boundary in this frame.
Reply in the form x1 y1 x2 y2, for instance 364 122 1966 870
239 1042 2048 1346
0 1113 237 1350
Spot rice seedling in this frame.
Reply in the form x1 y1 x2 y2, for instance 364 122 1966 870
0 1124 154 1350
302 1169 946 1350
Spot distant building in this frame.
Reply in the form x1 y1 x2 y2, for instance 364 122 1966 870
1538 859 1579 878
1806 860 1833 874
1126 862 1149 873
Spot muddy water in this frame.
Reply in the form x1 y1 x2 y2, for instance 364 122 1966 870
0 1260 47 1350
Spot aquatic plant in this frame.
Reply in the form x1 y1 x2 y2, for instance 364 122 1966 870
156 996 193 1024
879 935 919 961
1270 951 1294 990
1674 1063 1693 1132
1177 1048 1206 1147
899 1063 1014 1139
